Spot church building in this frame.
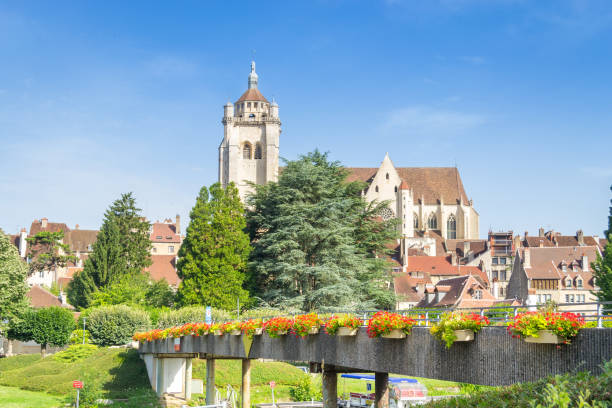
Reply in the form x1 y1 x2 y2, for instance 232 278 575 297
219 63 480 265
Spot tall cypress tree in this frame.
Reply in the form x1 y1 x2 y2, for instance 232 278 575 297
592 185 612 302
68 192 151 309
177 183 251 310
246 151 398 311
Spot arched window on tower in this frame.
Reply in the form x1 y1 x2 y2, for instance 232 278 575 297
243 143 252 159
447 214 457 239
386 173 389 180
413 213 419 229
254 143 263 159
427 213 438 230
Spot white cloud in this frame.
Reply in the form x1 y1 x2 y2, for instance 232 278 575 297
383 105 485 136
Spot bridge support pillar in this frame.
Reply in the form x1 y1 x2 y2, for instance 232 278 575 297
206 357 216 405
375 372 389 408
322 365 337 408
242 359 251 408
184 357 193 400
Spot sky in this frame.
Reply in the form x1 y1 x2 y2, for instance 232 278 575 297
1 0 611 238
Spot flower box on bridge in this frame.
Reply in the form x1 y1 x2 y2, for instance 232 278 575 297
381 329 406 339
524 330 562 344
338 327 358 336
453 329 474 342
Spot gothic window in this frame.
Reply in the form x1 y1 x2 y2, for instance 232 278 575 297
394 186 398 193
447 214 457 239
413 213 419 229
427 213 438 230
375 186 379 193
243 143 252 159
254 143 263 159
386 173 389 180
380 207 394 221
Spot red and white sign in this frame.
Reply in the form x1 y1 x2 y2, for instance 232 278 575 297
269 381 276 389
174 338 181 351
72 380 83 389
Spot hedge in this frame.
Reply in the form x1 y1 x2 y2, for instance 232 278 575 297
87 305 150 346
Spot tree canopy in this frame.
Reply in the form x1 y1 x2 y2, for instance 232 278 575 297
29 306 75 356
0 230 30 335
68 192 151 309
246 150 398 312
176 182 251 310
592 185 612 302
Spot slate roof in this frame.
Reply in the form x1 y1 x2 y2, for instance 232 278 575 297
345 167 469 205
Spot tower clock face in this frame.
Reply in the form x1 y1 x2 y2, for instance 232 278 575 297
380 207 394 221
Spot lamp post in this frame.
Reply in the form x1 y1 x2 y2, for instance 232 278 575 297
82 317 86 345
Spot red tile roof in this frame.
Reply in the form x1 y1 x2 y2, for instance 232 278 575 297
523 246 598 286
26 285 73 309
29 219 70 236
65 229 98 252
150 222 181 243
146 255 180 286
236 88 269 103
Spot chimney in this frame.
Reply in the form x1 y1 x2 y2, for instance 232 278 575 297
577 230 584 246
41 218 48 228
463 241 470 256
176 214 181 235
75 224 79 230
524 231 528 240
451 253 458 266
538 227 545 237
58 291 67 306
524 249 531 268
582 254 589 272
19 228 27 259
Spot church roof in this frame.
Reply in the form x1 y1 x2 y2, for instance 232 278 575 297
345 167 470 205
236 88 269 103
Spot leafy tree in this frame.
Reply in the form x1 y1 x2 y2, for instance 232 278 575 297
592 185 612 302
177 182 251 310
89 272 175 308
26 230 76 278
29 306 76 357
246 150 398 311
68 193 151 309
0 230 30 356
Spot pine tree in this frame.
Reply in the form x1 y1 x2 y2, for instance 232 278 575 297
592 185 612 302
0 230 30 339
177 183 251 310
26 230 76 277
246 150 398 311
68 192 151 309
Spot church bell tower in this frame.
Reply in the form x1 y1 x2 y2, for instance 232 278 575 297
219 62 281 201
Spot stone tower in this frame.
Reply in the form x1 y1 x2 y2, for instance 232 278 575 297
219 61 281 201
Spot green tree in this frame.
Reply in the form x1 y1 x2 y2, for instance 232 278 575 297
592 185 612 302
26 230 76 278
246 150 398 311
0 230 30 334
89 272 175 308
68 193 152 309
177 182 251 309
29 306 75 357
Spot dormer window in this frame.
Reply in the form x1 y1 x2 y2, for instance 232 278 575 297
565 277 572 287
576 278 583 288
561 262 567 273
156 236 162 240
473 289 482 299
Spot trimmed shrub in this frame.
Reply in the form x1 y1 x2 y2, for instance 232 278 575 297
53 344 98 363
69 329 92 345
87 305 150 346
156 306 231 329
29 306 76 356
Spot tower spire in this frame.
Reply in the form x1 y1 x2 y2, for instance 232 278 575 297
248 61 258 89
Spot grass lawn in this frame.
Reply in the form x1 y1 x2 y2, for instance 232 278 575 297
0 385 63 408
0 346 158 407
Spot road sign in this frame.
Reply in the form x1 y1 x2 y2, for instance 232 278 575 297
205 306 212 324
72 380 83 389
270 381 276 389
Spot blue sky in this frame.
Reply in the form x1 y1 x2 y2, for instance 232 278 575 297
1 0 611 238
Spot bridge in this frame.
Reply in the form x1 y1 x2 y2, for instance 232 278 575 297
138 327 612 408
